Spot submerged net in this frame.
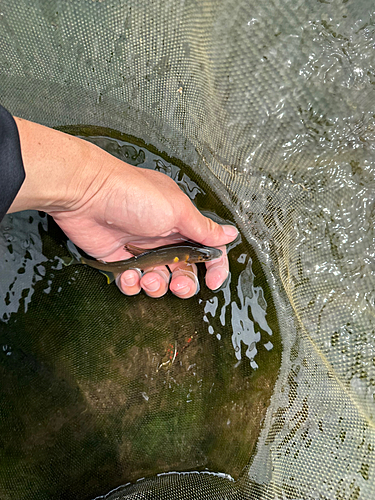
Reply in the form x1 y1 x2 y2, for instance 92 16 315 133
1 0 375 499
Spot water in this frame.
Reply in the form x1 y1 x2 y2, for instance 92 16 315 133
0 129 281 500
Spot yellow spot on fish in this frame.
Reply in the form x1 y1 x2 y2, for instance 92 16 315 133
174 256 179 263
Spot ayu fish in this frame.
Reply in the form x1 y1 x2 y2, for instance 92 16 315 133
65 241 223 283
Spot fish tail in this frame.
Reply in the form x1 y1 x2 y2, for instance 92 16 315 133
62 240 116 284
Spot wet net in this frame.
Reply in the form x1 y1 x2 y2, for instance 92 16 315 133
1 0 375 499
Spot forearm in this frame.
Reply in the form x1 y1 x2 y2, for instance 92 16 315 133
8 117 108 214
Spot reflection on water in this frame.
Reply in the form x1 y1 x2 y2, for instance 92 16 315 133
0 130 281 500
0 211 49 320
231 258 273 368
200 257 274 370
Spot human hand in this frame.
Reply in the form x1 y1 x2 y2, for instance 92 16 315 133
9 118 238 299
52 165 237 299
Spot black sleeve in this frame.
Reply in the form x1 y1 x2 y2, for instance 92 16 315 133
0 105 25 222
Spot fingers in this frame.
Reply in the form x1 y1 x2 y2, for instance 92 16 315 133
115 242 231 299
204 248 229 290
116 269 142 296
169 263 199 299
116 266 169 298
140 267 170 298
116 249 229 298
116 263 201 299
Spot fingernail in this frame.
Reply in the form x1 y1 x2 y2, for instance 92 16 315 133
143 279 160 292
222 225 238 238
173 283 190 295
207 268 229 290
124 273 137 286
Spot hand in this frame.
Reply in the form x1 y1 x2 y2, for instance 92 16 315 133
52 159 237 299
9 117 238 299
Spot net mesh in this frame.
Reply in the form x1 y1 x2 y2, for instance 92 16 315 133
1 0 375 499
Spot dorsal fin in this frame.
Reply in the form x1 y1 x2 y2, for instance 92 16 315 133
124 244 148 257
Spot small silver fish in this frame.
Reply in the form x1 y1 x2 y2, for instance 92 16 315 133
65 241 223 283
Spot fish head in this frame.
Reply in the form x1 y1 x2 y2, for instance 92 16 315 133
187 246 223 263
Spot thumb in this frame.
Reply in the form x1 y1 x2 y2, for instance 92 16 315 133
176 203 238 247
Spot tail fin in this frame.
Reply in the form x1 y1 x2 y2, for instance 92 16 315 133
62 240 116 284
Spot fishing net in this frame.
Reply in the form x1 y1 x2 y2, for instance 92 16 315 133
1 0 375 499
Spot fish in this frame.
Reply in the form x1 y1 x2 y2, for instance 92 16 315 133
64 241 223 283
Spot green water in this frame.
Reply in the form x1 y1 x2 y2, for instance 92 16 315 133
0 129 281 500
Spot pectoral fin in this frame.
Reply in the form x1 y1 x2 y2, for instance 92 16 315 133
61 240 83 267
61 255 77 267
99 270 116 284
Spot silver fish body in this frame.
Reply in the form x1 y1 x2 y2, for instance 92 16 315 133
72 242 223 283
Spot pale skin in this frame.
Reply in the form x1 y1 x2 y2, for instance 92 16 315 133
7 117 238 299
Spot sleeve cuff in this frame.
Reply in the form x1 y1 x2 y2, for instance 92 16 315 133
0 105 26 222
